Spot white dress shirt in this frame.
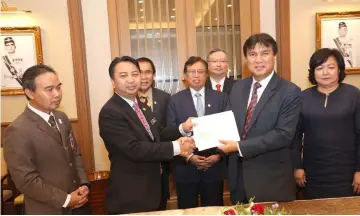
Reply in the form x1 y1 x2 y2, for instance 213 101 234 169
115 92 180 155
210 76 226 92
238 71 275 157
27 104 71 208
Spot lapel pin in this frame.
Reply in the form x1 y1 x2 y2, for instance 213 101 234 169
151 118 157 125
208 104 211 107
58 119 62 124
154 101 157 105
142 108 146 111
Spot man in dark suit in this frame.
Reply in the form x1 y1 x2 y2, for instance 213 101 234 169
136 57 171 210
205 48 236 95
167 56 228 209
3 65 91 214
98 56 195 214
217 33 301 203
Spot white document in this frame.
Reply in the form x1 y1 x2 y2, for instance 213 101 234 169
192 111 240 151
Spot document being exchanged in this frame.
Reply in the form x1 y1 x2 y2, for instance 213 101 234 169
192 111 240 151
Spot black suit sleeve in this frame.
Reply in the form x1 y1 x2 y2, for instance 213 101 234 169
355 93 360 171
239 87 301 159
99 108 174 162
291 111 304 169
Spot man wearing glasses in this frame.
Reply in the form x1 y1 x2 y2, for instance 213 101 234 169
205 48 236 95
167 56 229 209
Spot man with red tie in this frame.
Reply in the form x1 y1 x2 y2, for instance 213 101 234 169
217 33 301 204
99 56 196 214
205 48 236 95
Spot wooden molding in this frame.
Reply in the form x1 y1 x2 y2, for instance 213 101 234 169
107 0 121 59
67 0 95 172
275 0 291 81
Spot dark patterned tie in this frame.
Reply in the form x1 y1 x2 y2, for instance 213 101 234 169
48 115 62 139
139 94 151 111
241 82 262 140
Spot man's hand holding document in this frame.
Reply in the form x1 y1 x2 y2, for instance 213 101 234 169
192 111 240 151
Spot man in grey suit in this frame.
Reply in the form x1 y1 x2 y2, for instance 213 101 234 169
3 64 91 214
217 33 301 203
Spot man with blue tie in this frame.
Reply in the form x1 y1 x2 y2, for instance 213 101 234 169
167 56 229 208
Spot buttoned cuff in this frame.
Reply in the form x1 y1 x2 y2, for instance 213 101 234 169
172 140 180 156
62 194 71 208
179 124 192 137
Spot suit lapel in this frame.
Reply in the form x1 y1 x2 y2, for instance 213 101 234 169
237 78 252 131
204 88 215 115
114 94 154 141
247 73 279 132
152 88 159 113
25 107 63 145
223 77 231 94
185 89 198 117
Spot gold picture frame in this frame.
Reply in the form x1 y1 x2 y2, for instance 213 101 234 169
316 11 360 74
1 26 43 95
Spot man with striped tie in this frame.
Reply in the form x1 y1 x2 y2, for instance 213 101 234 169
99 56 196 214
217 33 301 204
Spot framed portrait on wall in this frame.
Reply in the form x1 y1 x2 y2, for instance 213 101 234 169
316 11 360 74
1 26 43 95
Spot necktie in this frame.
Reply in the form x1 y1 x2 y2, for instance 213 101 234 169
216 84 221 92
241 82 262 140
48 115 62 139
133 102 161 174
139 94 152 110
133 102 154 140
195 92 204 117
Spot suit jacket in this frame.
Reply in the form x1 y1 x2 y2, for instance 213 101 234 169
205 76 237 95
167 88 228 183
138 87 171 200
3 107 88 215
227 73 301 202
98 93 180 214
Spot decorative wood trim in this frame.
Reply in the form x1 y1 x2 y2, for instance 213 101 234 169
239 0 260 79
275 0 291 81
250 0 261 34
107 0 121 59
67 0 95 172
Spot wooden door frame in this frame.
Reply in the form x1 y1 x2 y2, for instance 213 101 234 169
67 0 95 172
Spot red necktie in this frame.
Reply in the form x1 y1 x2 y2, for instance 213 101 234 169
241 82 261 140
216 84 221 92
133 102 154 140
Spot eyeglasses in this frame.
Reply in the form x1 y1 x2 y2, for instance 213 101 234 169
207 60 228 64
186 70 206 76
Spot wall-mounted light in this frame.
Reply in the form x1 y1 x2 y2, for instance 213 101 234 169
1 0 31 14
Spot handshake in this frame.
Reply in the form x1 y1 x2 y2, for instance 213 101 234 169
176 136 196 158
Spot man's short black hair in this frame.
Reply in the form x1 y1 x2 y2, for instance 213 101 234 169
183 56 208 74
308 48 346 85
243 33 278 57
136 57 156 74
108 56 140 79
22 64 57 100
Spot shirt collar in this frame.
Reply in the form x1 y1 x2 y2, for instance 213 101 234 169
252 71 274 88
210 76 226 86
27 103 54 123
115 91 136 107
189 87 205 97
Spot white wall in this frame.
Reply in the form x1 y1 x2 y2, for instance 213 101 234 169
81 0 112 171
290 0 360 90
260 0 276 39
0 0 77 121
